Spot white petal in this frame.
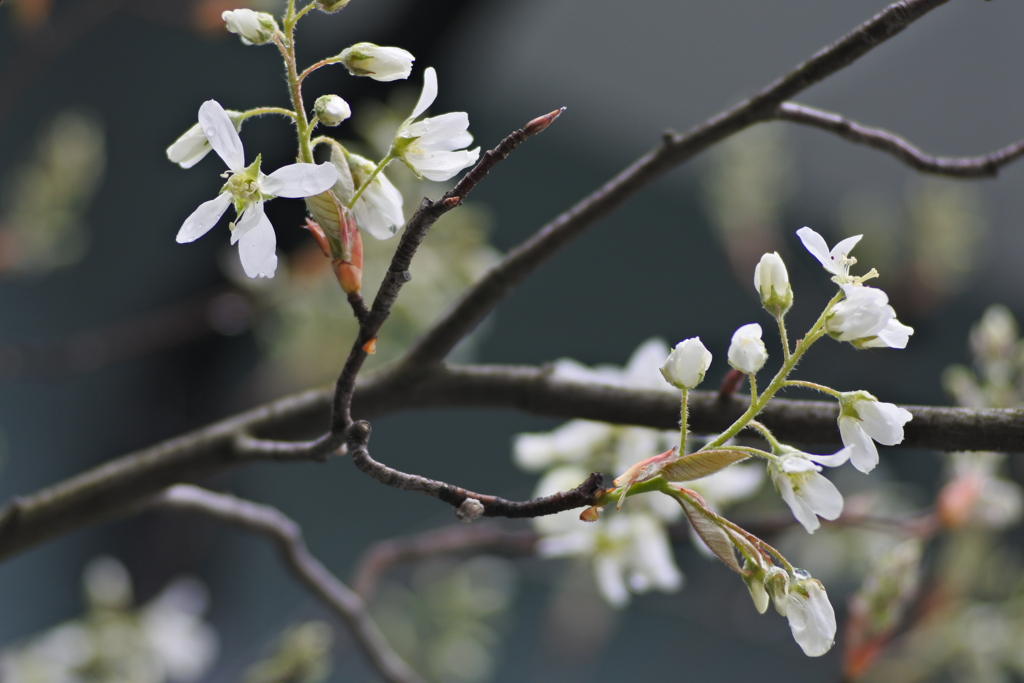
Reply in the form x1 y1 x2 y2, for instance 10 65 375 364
773 471 820 533
796 227 834 272
166 124 213 169
262 162 338 198
353 172 405 240
839 417 879 473
831 234 863 262
594 554 630 608
405 148 479 182
787 583 837 657
405 112 470 146
236 209 277 278
410 66 438 120
230 200 264 245
630 515 682 592
857 401 912 445
807 447 851 468
198 100 244 171
873 319 914 349
176 193 232 243
800 472 844 520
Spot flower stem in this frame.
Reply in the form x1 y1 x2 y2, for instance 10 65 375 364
679 388 689 456
299 57 343 84
277 8 313 163
776 312 791 362
748 374 759 403
746 421 782 453
348 153 396 208
237 107 299 122
702 291 843 451
782 380 842 397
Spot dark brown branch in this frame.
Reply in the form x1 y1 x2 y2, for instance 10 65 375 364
2 362 1021 563
397 0 953 369
346 420 605 519
325 109 566 440
352 524 538 599
773 102 1024 177
151 485 423 683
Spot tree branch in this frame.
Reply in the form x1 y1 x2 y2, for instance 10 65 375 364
346 420 605 519
151 485 424 683
773 102 1024 177
1 362 1020 563
351 524 538 599
397 0 954 369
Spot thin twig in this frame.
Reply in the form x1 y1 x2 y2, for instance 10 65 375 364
352 524 538 599
397 0 954 370
151 485 423 683
346 421 605 519
773 102 1024 177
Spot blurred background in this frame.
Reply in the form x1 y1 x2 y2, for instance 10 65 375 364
1 0 1024 681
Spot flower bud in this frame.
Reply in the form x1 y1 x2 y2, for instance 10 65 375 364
316 0 350 12
660 337 712 389
222 9 278 45
314 95 351 127
754 252 792 314
728 323 767 375
337 43 415 82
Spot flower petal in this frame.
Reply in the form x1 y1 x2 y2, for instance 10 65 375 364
404 112 470 146
787 582 837 656
353 172 405 240
807 447 851 468
198 100 244 171
831 234 863 262
800 472 843 520
405 148 480 182
410 66 439 120
857 400 912 445
176 193 232 243
796 227 834 272
262 162 338 198
237 208 277 278
775 472 820 533
230 200 264 245
839 417 879 473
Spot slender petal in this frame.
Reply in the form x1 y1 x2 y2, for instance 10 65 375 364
261 162 338 198
806 447 851 468
410 67 438 120
404 112 470 144
787 580 837 657
857 401 912 445
176 193 231 243
237 209 277 278
797 226 862 277
198 101 244 171
230 200 264 245
404 148 480 182
839 416 879 473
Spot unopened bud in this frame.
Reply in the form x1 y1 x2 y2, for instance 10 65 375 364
764 566 790 616
222 9 278 45
727 323 768 375
337 43 414 82
660 337 712 389
754 252 793 315
314 95 351 127
316 0 350 13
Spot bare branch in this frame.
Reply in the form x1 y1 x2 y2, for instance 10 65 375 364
352 524 538 599
398 0 954 369
346 420 605 519
151 485 424 683
773 102 1024 178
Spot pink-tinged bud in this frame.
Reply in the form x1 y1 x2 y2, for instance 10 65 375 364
524 107 566 136
334 259 363 295
304 218 332 258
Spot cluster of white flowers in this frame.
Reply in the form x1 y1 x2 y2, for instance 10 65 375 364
166 29 479 279
514 339 764 607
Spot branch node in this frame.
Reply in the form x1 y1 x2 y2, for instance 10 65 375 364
454 497 485 523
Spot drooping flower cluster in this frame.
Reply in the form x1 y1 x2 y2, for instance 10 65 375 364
510 226 916 657
166 24 479 282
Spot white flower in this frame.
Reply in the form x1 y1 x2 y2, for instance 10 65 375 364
314 95 351 127
660 337 712 389
770 449 849 533
140 577 218 682
858 318 915 349
728 323 768 375
838 393 912 473
797 226 862 283
337 150 405 239
175 100 337 278
513 420 612 472
754 252 792 312
392 67 480 181
222 9 277 45
827 285 893 339
166 111 243 169
785 576 837 657
338 43 415 82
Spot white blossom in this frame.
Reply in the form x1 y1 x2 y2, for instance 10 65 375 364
838 393 912 473
175 100 337 278
754 252 792 311
770 449 849 533
826 284 912 349
222 9 277 45
661 337 712 389
797 226 862 283
785 575 837 657
338 43 415 82
858 318 915 350
728 323 768 374
392 67 479 181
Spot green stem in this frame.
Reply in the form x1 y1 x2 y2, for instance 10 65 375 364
748 373 758 403
776 312 791 362
679 388 689 456
237 106 298 122
299 56 343 84
703 291 843 451
747 420 782 452
348 153 395 208
292 1 316 23
782 379 842 397
277 9 312 163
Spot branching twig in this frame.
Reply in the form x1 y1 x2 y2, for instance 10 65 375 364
773 102 1024 177
397 0 954 370
352 524 538 599
151 485 423 683
346 420 604 519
